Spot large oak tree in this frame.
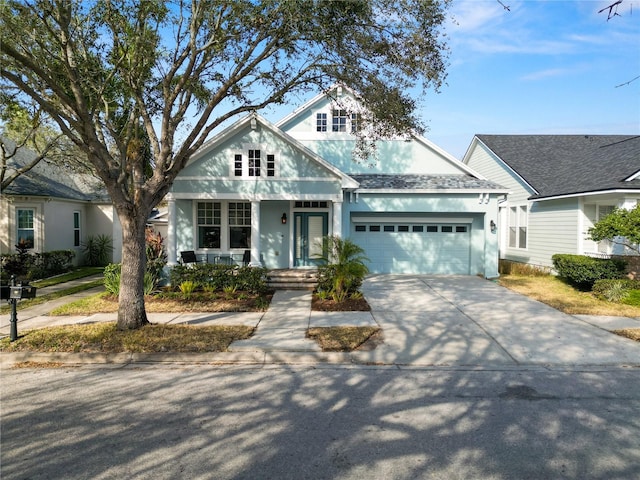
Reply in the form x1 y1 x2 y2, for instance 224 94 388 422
1 0 450 329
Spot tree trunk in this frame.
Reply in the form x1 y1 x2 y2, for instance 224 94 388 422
116 213 149 330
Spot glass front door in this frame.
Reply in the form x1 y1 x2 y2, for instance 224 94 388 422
294 212 328 266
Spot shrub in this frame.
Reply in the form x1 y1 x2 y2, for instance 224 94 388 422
1 249 74 281
317 236 369 302
103 263 121 295
169 263 267 294
82 234 114 267
178 280 198 298
552 254 626 290
592 278 640 303
145 228 167 288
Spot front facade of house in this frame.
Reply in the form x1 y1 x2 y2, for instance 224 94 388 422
167 89 507 277
0 141 120 264
463 134 640 270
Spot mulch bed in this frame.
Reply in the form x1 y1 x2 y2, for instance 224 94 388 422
311 295 371 312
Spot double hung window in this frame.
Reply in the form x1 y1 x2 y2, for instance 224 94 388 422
197 202 221 248
509 205 528 249
229 202 251 249
17 209 35 249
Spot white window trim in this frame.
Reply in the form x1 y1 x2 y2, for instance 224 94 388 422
193 201 253 252
232 145 278 178
15 206 38 251
73 211 81 248
508 204 528 250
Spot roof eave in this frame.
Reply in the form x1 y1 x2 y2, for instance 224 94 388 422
531 188 640 202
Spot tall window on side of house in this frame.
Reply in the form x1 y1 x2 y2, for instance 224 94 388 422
234 154 243 177
351 113 361 133
248 149 261 176
332 109 348 132
597 205 616 253
229 202 251 249
197 202 221 249
16 209 35 249
266 154 275 177
508 205 528 249
316 113 327 132
73 211 81 247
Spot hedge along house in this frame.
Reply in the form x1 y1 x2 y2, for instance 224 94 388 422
166 88 508 277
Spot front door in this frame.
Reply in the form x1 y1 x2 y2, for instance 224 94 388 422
294 212 328 266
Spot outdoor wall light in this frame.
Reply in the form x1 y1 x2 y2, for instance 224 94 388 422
490 220 497 233
281 213 287 224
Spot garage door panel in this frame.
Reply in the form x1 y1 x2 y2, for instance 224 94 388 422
352 222 470 275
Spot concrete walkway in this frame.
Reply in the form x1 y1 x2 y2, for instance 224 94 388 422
1 274 639 367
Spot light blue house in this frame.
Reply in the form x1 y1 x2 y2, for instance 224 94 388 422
166 88 507 277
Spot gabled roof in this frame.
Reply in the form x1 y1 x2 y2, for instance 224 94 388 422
1 137 107 202
187 113 360 189
473 134 640 200
349 174 507 193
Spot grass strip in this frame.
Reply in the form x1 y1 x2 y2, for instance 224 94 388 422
0 280 105 315
31 267 104 288
0 322 255 353
307 326 380 351
498 274 640 317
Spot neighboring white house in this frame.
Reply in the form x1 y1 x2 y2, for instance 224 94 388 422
167 87 508 277
463 134 640 270
0 138 121 264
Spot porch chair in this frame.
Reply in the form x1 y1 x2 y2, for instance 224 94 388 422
180 250 203 265
242 250 251 266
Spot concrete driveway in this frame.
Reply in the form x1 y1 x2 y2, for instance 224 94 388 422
354 275 640 367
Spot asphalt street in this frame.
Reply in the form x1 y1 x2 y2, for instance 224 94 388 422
2 363 639 480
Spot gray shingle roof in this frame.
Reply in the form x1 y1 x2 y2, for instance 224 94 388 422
476 134 640 199
349 173 506 191
2 137 107 202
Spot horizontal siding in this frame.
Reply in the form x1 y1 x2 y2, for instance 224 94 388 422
466 143 533 203
505 199 579 268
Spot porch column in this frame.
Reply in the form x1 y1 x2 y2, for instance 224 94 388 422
332 201 343 237
167 198 177 266
250 200 261 266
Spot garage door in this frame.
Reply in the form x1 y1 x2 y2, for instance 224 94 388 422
351 219 471 274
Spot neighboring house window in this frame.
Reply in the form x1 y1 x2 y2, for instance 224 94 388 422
508 205 528 249
16 209 35 249
197 202 221 248
316 113 327 132
351 113 361 133
229 202 251 249
332 109 348 132
597 205 615 254
73 211 81 247
248 149 261 176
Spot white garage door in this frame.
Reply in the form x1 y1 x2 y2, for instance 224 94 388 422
351 219 471 274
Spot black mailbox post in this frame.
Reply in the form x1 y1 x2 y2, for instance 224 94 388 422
6 275 37 342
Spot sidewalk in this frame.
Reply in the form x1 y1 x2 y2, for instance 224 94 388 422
2 275 639 368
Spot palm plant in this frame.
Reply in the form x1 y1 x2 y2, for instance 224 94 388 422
318 236 369 302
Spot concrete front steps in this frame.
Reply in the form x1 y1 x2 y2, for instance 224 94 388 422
267 269 319 290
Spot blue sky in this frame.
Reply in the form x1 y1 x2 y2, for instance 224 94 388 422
260 0 639 160
423 0 640 158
